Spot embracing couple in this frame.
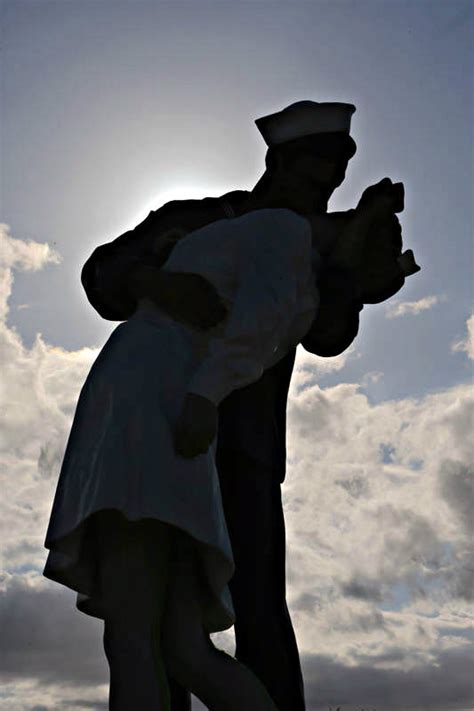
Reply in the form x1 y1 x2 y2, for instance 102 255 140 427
43 100 419 710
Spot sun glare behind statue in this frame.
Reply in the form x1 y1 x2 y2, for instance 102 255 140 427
129 182 237 229
76 182 239 299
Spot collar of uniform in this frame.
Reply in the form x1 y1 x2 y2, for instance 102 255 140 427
219 190 250 219
219 198 235 219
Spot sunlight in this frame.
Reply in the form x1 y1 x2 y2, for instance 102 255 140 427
131 182 237 226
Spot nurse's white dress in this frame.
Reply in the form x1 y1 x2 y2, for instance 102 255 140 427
43 208 320 633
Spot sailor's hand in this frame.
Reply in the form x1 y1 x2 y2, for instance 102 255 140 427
128 265 227 330
174 393 218 458
159 272 228 330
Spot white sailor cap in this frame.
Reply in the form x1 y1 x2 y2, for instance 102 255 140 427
255 100 356 146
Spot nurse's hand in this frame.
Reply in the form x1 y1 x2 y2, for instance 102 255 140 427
174 393 218 458
327 179 420 303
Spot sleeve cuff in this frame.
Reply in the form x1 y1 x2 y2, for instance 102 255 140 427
188 359 264 406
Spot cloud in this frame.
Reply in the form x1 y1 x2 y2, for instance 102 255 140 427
0 224 61 322
439 460 474 536
0 576 110 709
290 342 357 392
0 226 104 707
0 227 99 578
302 645 474 709
0 224 61 273
1 224 473 710
385 294 443 318
360 370 384 387
0 574 107 688
283 373 474 691
452 313 474 360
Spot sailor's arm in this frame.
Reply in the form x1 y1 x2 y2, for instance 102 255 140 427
81 199 229 328
301 265 362 357
80 202 185 321
302 210 362 357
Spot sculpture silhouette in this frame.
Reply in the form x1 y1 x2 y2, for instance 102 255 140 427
43 101 419 710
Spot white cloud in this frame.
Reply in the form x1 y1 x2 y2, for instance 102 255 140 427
0 225 98 579
452 313 474 360
0 227 104 708
291 342 357 392
385 294 443 319
1 224 473 710
283 372 474 692
0 224 61 322
0 224 61 273
360 370 384 386
284 372 474 708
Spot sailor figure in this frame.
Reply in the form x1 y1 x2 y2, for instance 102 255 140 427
44 100 418 710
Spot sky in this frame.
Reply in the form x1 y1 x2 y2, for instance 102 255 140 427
0 1 473 709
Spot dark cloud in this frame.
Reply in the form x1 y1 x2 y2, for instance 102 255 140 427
38 438 65 480
4 539 42 562
335 475 370 499
0 576 107 687
338 505 454 609
441 399 474 459
336 609 386 634
341 579 384 602
292 592 322 613
438 625 474 641
301 645 474 710
444 550 474 602
379 442 396 464
2 575 474 710
374 505 446 571
439 460 474 534
437 461 474 601
353 648 407 665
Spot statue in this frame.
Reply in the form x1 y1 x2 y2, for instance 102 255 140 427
43 101 419 710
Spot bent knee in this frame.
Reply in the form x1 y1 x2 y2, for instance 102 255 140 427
163 629 214 683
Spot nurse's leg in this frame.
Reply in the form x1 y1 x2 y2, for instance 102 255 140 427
162 530 277 710
96 512 172 711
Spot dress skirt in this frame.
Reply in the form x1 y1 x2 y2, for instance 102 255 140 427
43 304 235 633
